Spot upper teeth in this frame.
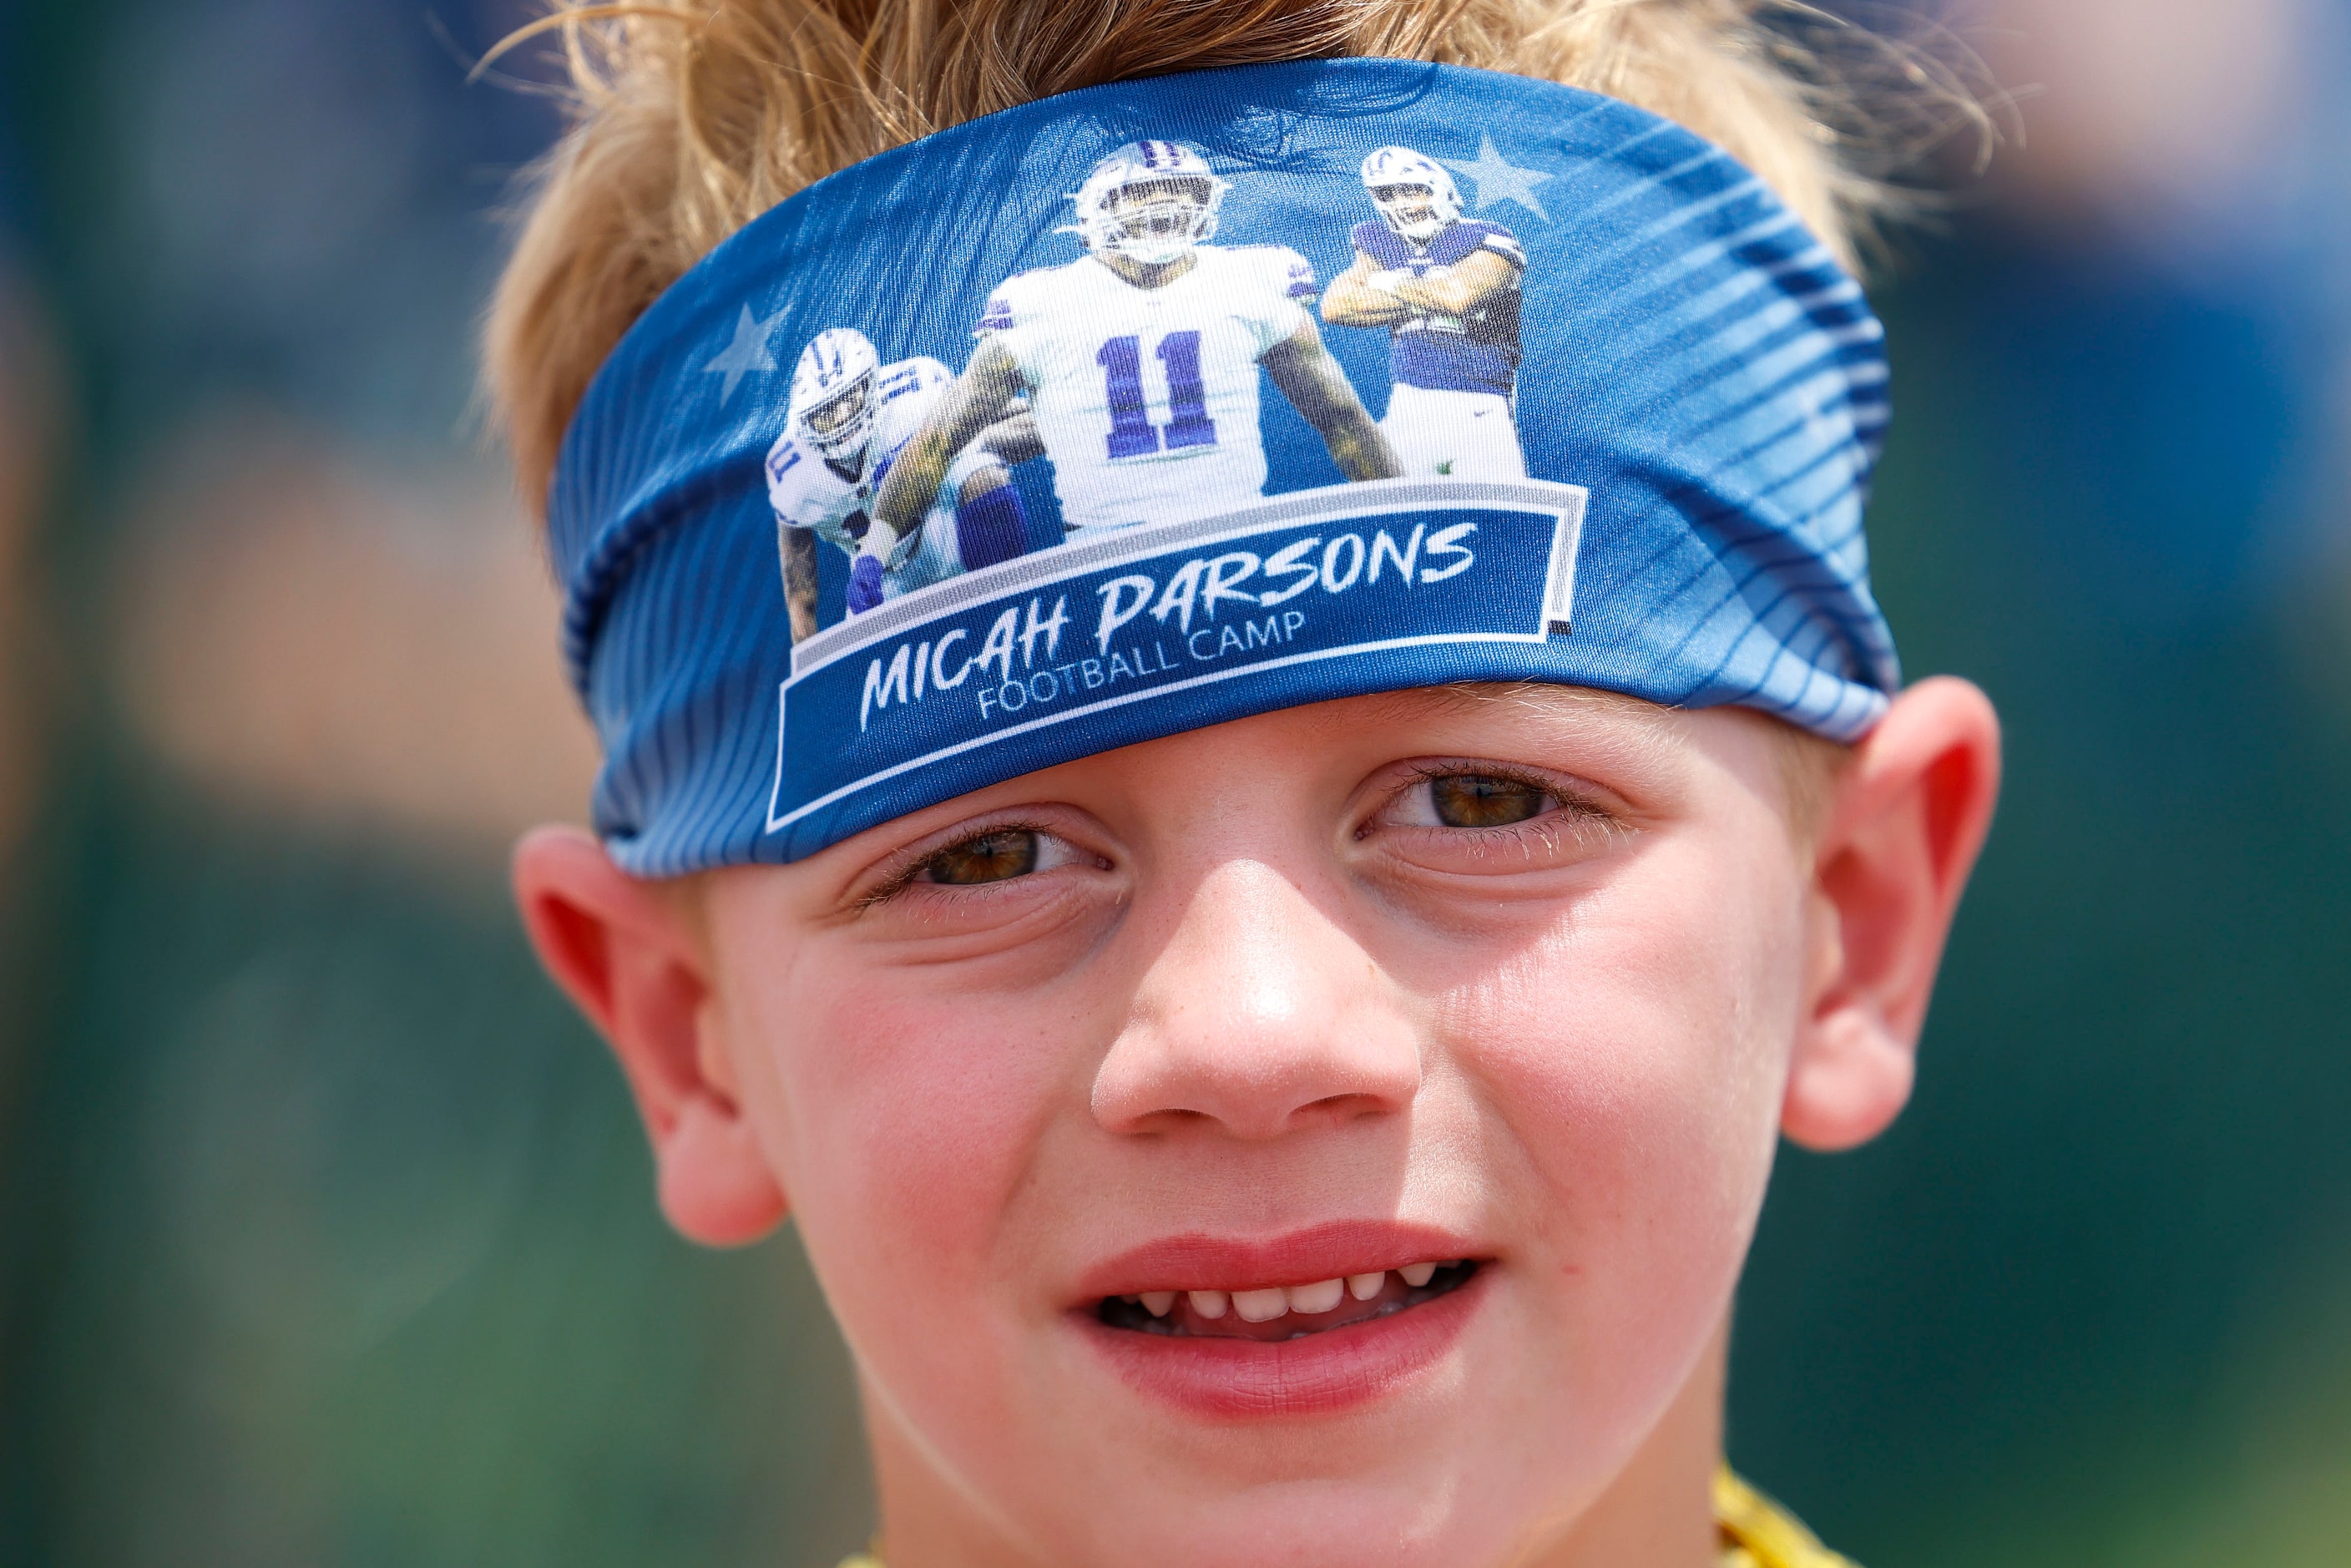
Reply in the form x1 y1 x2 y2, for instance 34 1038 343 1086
1126 1264 1459 1323
1232 1287 1287 1323
1287 1277 1346 1314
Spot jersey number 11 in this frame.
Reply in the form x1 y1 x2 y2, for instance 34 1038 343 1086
1097 331 1218 460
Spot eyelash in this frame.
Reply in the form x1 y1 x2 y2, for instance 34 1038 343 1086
862 764 1614 905
1380 763 1614 841
860 821 1063 908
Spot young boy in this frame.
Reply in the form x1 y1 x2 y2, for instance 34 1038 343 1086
486 4 2000 1565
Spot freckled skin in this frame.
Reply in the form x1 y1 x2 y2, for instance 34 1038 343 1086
706 691 1807 1566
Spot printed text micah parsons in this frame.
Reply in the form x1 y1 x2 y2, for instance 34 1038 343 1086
857 519 1480 732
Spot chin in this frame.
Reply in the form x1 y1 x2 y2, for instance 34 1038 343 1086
977 1282 1586 1567
1039 1469 1525 1568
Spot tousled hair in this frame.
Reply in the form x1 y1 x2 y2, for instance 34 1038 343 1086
482 0 1988 518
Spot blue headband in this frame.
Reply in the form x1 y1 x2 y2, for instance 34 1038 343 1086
551 58 1898 874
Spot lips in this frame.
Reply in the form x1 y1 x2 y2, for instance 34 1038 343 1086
1072 1221 1491 1418
1077 1219 1484 1299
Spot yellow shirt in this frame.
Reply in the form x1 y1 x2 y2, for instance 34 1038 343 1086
1712 1468 1860 1568
839 1468 1857 1568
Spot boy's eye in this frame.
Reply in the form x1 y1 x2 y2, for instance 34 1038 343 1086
916 829 1042 885
1424 774 1556 828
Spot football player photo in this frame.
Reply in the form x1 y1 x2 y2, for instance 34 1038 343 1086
1322 145 1529 479
862 139 1401 561
766 327 1040 635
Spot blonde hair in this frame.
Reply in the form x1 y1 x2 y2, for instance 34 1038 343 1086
484 0 1984 517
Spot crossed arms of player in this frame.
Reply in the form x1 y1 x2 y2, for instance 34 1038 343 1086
1321 247 1519 328
865 319 1400 556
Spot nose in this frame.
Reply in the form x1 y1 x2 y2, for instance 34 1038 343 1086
1091 859 1421 1141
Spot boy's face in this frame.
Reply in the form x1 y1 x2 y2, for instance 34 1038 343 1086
700 686 1825 1564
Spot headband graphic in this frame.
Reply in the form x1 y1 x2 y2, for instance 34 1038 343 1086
552 59 1898 873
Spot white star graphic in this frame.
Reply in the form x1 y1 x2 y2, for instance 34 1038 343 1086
1438 135 1552 221
705 303 788 405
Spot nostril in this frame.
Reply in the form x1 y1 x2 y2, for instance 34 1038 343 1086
1093 1100 1216 1136
1297 1091 1393 1125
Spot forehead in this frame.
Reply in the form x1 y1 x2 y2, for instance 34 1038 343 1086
1317 681 1690 749
1092 682 1716 801
750 684 1795 909
1079 684 1808 847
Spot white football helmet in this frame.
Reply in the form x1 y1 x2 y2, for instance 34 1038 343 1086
788 327 882 463
1361 146 1461 242
1071 140 1226 266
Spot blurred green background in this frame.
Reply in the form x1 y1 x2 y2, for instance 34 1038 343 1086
2 3 2346 1565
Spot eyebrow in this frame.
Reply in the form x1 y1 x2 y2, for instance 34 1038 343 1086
1349 680 1682 731
1327 680 1693 775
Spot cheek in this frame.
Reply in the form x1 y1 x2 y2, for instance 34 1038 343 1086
723 939 1086 1399
1438 832 1805 1324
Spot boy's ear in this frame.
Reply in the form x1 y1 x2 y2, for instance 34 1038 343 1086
512 825 789 1246
1784 676 2002 1152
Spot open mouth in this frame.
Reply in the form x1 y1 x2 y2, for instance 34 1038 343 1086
1095 1259 1482 1342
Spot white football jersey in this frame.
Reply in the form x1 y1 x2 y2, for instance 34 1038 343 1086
978 245 1315 532
766 355 969 600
